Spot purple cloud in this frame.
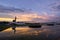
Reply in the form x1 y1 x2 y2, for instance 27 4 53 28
49 2 60 12
0 5 24 13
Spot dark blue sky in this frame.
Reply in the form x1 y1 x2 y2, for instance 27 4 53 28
0 0 60 22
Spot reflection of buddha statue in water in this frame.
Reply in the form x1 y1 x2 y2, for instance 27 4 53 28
12 16 17 34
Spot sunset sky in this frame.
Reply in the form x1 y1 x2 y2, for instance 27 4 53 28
0 0 60 22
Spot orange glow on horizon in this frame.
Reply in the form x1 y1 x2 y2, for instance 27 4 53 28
0 17 32 22
0 13 48 22
0 18 13 21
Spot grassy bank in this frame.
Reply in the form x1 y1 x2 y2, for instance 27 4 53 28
0 25 10 32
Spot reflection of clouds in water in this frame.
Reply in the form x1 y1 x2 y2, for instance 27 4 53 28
41 26 60 38
15 26 60 37
15 27 40 35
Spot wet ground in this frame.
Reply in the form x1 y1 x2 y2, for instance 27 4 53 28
0 25 60 40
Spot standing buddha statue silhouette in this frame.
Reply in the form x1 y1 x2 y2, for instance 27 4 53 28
12 16 17 34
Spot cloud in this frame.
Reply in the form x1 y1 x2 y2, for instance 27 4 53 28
0 10 58 22
0 10 59 22
8 12 56 22
49 2 60 12
47 1 60 22
0 13 13 18
0 4 60 22
52 5 60 11
0 5 24 13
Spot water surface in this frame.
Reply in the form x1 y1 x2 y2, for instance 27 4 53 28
0 25 60 40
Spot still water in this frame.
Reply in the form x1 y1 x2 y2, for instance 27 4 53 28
0 25 60 40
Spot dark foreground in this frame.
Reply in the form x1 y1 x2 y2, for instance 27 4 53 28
0 34 60 40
